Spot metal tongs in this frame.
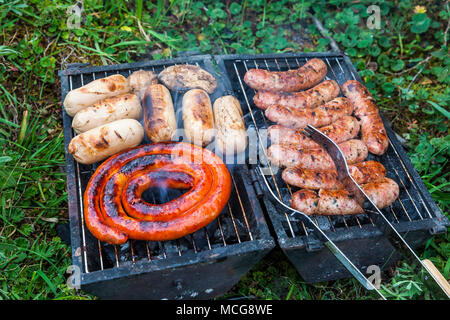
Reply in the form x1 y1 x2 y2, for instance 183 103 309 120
301 124 450 300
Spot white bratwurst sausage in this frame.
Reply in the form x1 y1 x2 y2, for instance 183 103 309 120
182 89 215 147
68 119 144 164
213 95 247 155
71 93 142 133
64 74 130 117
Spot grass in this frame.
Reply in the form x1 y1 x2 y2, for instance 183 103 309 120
0 0 448 300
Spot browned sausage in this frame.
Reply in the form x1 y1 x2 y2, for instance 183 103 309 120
282 160 386 190
244 58 327 92
268 116 360 149
290 178 399 215
265 97 353 129
254 80 340 110
341 80 388 155
267 139 368 170
182 89 215 147
142 84 177 143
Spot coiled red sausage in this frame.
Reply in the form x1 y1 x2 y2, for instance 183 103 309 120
84 142 232 244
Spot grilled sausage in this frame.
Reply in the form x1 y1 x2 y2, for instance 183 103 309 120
282 160 386 190
254 80 340 110
143 84 177 142
268 116 360 149
68 119 144 165
358 113 389 156
64 74 130 117
182 89 214 147
213 95 247 155
267 139 368 170
128 70 158 98
244 58 327 92
265 97 353 129
290 178 399 215
158 64 217 94
71 93 142 133
341 80 388 155
84 142 231 244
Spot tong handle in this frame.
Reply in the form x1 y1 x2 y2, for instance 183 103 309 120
422 259 450 297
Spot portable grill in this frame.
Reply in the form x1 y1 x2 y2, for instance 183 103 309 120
59 55 275 300
214 52 449 283
59 52 449 299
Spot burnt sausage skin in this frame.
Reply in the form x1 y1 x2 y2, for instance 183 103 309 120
282 160 386 190
244 58 327 92
265 97 353 129
341 80 388 155
254 80 340 110
290 178 399 215
267 139 368 170
268 115 360 150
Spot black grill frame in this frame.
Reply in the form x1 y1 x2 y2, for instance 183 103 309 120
59 54 275 299
214 52 449 282
59 51 449 295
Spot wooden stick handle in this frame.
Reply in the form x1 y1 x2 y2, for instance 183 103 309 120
422 259 450 297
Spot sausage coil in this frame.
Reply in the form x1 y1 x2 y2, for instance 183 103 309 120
84 142 232 244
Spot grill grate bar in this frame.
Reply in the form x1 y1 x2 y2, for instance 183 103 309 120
231 175 254 241
387 140 434 219
114 246 119 267
217 216 227 246
204 229 212 250
227 204 241 243
130 240 136 264
70 74 92 273
389 205 400 223
385 154 424 220
145 241 152 261
177 240 182 256
160 242 167 259
190 235 198 253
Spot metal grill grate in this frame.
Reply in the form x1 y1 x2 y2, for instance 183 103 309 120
61 57 258 274
219 53 443 240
